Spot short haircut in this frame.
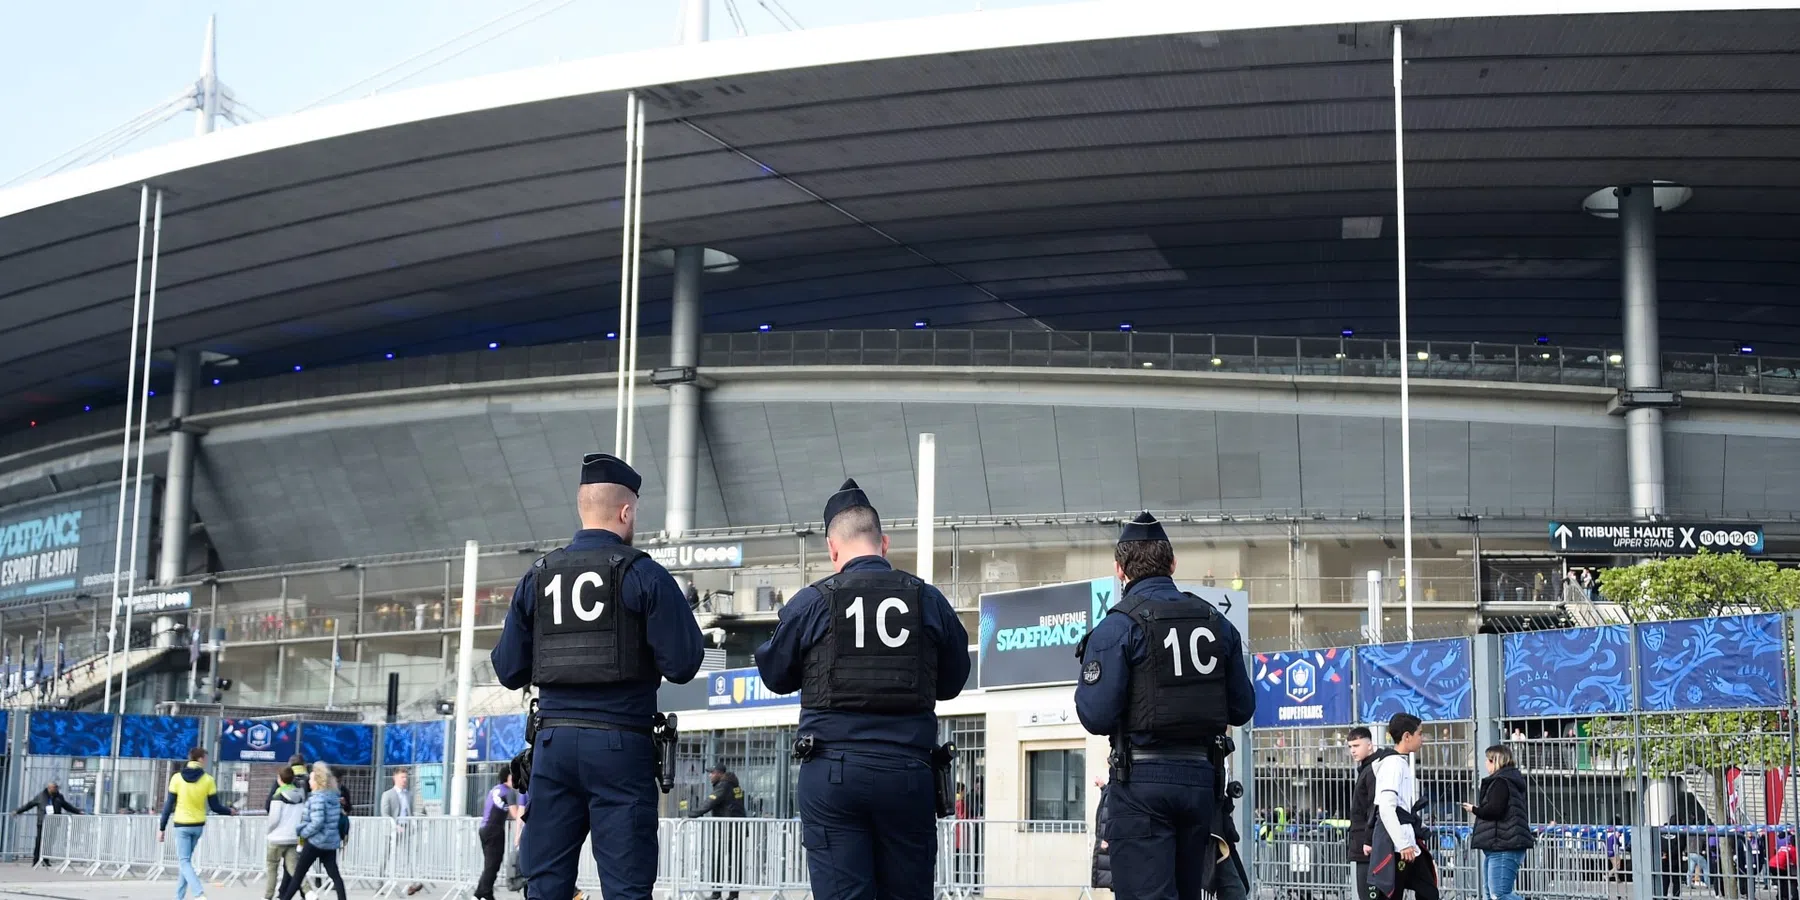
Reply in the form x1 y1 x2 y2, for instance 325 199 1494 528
1347 726 1373 743
827 505 882 544
577 482 634 521
1387 713 1423 743
1485 744 1515 769
188 747 207 762
1115 539 1175 583
278 767 294 785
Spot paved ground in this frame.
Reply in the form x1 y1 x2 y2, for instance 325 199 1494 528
0 866 505 900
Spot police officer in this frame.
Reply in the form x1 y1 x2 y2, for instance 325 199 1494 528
754 478 970 900
491 453 705 900
693 765 747 900
1074 512 1255 900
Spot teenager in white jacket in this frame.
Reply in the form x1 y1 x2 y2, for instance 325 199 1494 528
265 769 308 900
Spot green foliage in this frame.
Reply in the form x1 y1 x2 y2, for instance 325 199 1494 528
1586 551 1798 788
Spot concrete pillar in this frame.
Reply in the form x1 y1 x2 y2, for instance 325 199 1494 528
664 246 704 538
1619 185 1666 520
158 348 200 584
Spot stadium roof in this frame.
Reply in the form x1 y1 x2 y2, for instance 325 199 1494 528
3 0 1799 425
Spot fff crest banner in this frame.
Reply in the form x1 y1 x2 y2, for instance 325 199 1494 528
1253 647 1354 728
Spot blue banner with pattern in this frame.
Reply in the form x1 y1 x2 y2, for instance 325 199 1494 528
1503 626 1634 717
28 710 114 756
301 723 374 767
409 720 446 764
119 714 200 759
487 715 528 761
1356 638 1473 723
1636 613 1788 712
1253 647 1355 728
219 719 298 762
383 723 413 766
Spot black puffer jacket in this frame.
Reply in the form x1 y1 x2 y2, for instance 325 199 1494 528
1347 751 1391 862
1091 784 1112 890
1470 764 1535 852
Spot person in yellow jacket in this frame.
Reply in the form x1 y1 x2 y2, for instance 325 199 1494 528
159 747 236 900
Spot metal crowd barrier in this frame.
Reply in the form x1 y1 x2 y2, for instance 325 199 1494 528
37 815 1096 898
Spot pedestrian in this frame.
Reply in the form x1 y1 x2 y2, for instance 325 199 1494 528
269 754 309 809
489 452 705 900
264 768 307 900
380 769 425 896
277 766 348 900
1464 744 1534 900
1073 512 1256 900
11 780 84 865
754 477 971 900
474 770 523 900
691 764 747 900
1369 713 1437 900
1770 836 1797 900
1091 776 1112 892
1345 726 1378 900
159 748 237 900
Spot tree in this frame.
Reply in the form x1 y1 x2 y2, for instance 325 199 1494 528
1588 551 1797 897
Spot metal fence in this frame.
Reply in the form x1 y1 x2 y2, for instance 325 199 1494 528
32 814 1093 898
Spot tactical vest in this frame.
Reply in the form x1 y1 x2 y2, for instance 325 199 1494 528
531 546 657 687
1115 592 1231 741
800 569 937 714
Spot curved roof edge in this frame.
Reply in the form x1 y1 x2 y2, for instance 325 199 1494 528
0 0 1779 219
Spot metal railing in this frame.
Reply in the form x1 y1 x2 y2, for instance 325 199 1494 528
9 329 1798 461
33 814 1094 897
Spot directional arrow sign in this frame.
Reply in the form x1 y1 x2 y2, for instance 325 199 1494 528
1548 521 1764 556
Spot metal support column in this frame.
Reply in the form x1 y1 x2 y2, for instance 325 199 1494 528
664 246 704 538
680 0 709 44
158 348 200 584
1619 184 1666 520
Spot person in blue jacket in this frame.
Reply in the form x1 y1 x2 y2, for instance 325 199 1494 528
491 452 705 900
277 766 346 900
1075 512 1255 900
755 477 970 900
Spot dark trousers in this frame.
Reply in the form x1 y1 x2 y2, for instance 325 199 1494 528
1104 760 1217 900
278 844 347 900
520 726 659 900
1355 861 1371 900
31 821 44 865
476 827 506 899
798 750 936 900
711 826 740 900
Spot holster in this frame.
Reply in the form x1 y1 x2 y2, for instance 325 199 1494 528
792 734 818 762
1108 732 1133 784
509 698 540 794
931 742 957 818
651 713 678 794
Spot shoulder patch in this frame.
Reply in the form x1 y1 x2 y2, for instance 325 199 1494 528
1082 659 1103 685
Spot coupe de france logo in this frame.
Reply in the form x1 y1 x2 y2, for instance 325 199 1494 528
713 674 727 695
1285 658 1318 704
247 723 273 751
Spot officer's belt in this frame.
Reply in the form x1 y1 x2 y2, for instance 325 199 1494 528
539 717 652 736
1132 750 1213 761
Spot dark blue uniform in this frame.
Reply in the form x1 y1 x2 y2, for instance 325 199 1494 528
1075 575 1255 900
492 528 704 900
754 555 970 900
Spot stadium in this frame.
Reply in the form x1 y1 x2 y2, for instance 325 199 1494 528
2 0 1799 893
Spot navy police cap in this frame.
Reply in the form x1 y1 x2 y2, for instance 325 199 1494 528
581 453 643 494
1118 511 1169 544
823 477 877 528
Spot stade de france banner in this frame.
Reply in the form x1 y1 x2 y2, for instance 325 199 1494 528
978 579 1111 689
1357 638 1474 723
301 722 376 767
1633 613 1788 712
0 484 154 603
1502 625 1634 717
707 666 797 710
1253 647 1355 728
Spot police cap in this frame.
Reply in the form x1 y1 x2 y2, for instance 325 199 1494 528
1118 511 1168 544
823 477 876 528
581 453 643 494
